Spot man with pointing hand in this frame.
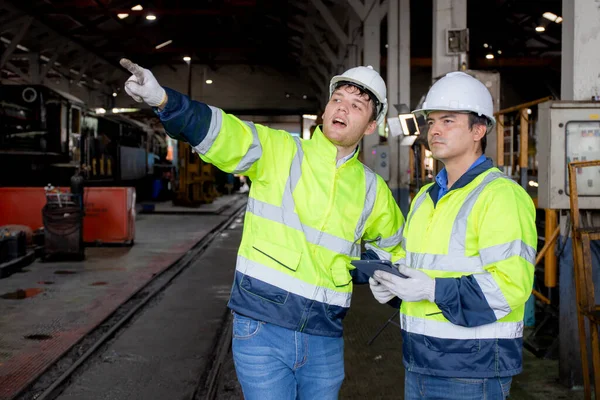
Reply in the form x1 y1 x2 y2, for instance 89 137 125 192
120 58 406 399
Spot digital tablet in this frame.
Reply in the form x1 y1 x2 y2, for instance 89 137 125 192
350 259 409 279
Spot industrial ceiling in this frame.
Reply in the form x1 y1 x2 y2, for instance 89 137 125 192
0 0 563 109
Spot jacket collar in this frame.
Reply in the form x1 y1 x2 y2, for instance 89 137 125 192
428 157 495 199
309 125 360 166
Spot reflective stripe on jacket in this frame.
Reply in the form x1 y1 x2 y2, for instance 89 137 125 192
401 160 537 377
157 88 406 337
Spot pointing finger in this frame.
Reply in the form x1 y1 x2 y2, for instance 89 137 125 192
120 58 144 82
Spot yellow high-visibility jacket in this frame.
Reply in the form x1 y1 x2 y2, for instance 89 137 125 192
157 87 405 337
401 159 537 377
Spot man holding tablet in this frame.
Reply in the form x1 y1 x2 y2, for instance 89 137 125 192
368 72 537 400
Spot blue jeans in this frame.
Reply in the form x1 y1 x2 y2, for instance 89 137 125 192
231 312 345 400
405 370 512 399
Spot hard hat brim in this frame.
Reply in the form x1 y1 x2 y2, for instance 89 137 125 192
412 106 496 125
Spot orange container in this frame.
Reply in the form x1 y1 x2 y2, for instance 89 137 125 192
0 187 47 230
82 187 135 245
0 187 135 245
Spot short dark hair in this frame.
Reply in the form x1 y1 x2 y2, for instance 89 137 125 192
333 83 378 122
468 113 491 154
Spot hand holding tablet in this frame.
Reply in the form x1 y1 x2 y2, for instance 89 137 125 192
350 259 409 279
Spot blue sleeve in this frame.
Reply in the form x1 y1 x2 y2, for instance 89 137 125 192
351 249 378 285
154 87 214 146
434 276 498 327
350 267 371 285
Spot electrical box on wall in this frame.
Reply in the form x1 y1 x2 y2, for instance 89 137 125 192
446 28 469 54
537 101 600 209
372 145 390 181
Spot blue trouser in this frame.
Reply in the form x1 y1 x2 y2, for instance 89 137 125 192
231 312 345 400
405 370 512 399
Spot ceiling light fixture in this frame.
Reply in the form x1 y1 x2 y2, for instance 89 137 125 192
483 43 489 48
205 79 213 84
146 14 156 21
117 13 129 19
183 56 191 62
131 4 143 10
535 26 546 32
555 16 563 23
112 92 117 97
497 50 502 55
542 12 558 21
486 53 494 60
155 39 172 49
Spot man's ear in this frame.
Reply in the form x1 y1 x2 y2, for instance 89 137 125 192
363 120 378 136
472 123 486 141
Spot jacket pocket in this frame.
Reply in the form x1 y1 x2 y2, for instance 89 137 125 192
240 275 289 304
331 263 352 287
424 335 481 353
252 238 302 272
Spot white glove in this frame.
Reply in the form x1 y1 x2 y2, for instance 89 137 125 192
369 277 396 304
373 264 436 303
120 58 167 108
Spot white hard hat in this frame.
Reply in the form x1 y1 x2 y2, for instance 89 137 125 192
329 66 388 125
413 71 496 125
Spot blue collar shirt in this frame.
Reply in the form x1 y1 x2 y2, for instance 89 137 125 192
435 154 488 202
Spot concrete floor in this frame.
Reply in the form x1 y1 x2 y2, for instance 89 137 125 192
55 216 243 400
0 194 245 400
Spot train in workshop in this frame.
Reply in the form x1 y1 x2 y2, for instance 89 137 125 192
0 84 169 197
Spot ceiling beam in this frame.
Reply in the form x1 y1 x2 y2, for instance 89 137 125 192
380 0 389 22
306 22 337 68
405 56 559 68
1 0 128 94
309 0 348 44
4 60 28 80
0 14 31 35
39 44 64 79
347 0 367 20
0 16 33 69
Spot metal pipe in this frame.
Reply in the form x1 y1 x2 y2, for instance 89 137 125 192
495 96 553 116
544 210 558 287
509 118 514 178
519 108 528 188
536 225 560 265
187 61 192 98
413 145 421 191
532 289 551 305
496 114 504 170
408 147 414 186
420 143 426 183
